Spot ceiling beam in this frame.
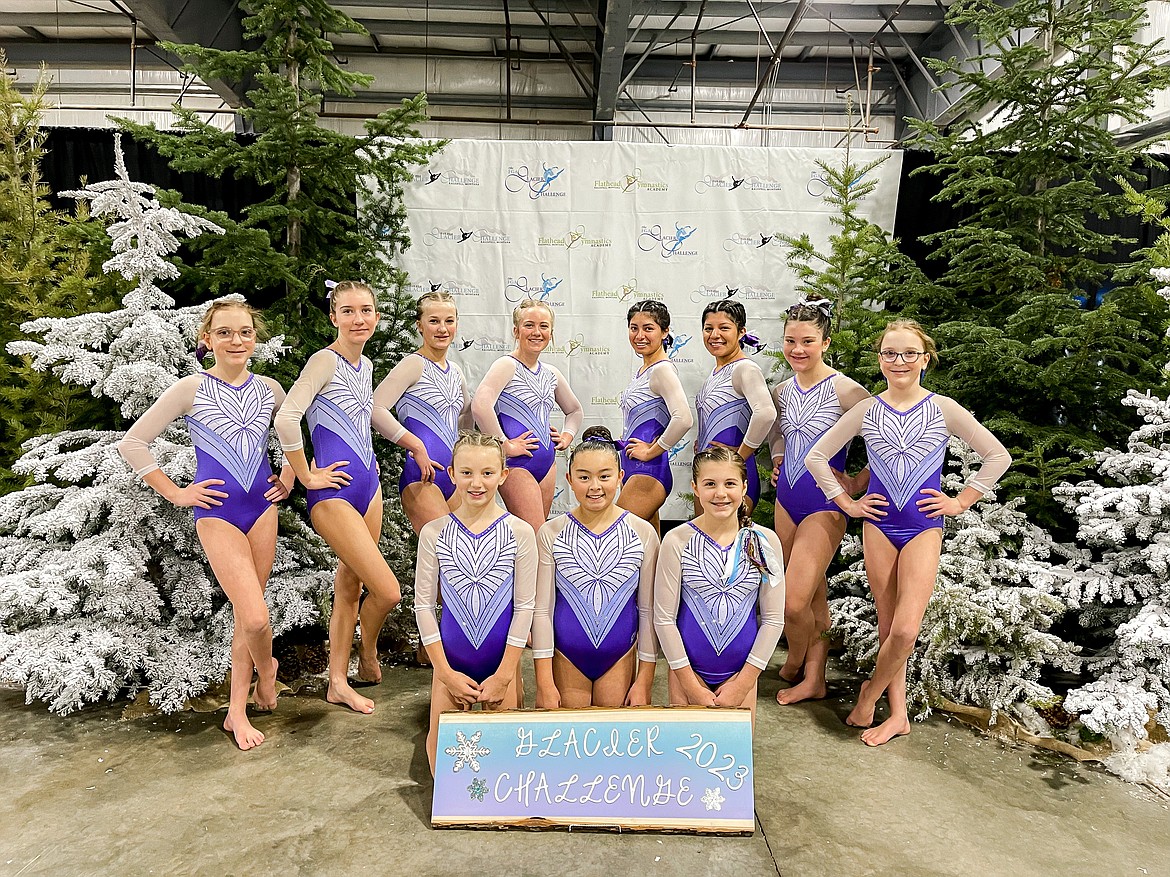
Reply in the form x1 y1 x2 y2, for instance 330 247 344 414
594 0 634 121
121 0 247 106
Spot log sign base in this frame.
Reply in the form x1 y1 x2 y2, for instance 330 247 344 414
432 707 755 833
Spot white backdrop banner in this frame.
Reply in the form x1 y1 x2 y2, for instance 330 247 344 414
395 140 902 519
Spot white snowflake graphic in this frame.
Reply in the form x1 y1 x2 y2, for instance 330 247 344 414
701 787 725 811
444 729 491 773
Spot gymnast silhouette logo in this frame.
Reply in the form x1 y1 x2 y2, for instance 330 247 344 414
666 334 693 359
504 274 563 304
565 225 585 249
730 176 745 190
505 163 567 199
758 234 773 248
458 338 475 351
425 171 442 185
638 223 699 258
618 278 640 302
667 439 690 462
622 169 640 192
565 334 584 357
696 173 781 194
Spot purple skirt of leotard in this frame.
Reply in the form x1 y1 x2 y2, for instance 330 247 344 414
553 594 638 682
677 602 759 688
397 416 456 500
499 410 555 482
619 419 673 494
865 470 943 551
192 449 275 533
306 426 380 514
440 599 514 684
775 444 849 525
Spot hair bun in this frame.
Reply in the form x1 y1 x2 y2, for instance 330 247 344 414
581 425 615 444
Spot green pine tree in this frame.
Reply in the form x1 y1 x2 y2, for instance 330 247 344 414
115 0 442 383
900 0 1170 532
0 60 117 492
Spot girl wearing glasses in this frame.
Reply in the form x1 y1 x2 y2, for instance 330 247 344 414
769 299 871 706
119 300 292 750
617 300 694 533
805 319 1010 746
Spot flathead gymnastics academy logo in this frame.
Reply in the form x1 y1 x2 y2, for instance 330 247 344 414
593 166 669 193
505 163 567 199
638 223 699 258
538 224 613 249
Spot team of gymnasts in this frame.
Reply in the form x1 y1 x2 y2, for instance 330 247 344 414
118 283 1010 762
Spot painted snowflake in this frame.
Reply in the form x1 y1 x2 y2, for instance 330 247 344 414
444 729 491 772
467 778 488 802
701 787 725 812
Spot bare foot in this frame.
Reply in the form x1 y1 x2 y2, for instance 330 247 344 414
776 668 804 692
776 676 828 706
845 681 875 728
327 679 375 714
356 644 382 683
223 712 265 750
861 715 911 746
253 658 279 711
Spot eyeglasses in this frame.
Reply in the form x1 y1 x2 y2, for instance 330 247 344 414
212 328 257 341
878 350 925 363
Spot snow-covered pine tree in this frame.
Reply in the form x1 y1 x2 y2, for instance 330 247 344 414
1052 387 1170 754
830 440 1085 721
0 135 334 713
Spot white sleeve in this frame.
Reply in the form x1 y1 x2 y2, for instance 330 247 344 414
275 350 338 452
652 527 691 670
632 516 661 664
732 361 777 450
117 375 200 476
370 353 426 443
413 518 445 646
531 518 563 659
745 527 786 672
647 363 694 450
506 516 538 648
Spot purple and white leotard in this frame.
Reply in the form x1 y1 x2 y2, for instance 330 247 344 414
694 358 775 504
414 513 537 683
374 352 470 501
618 360 693 493
771 373 869 525
654 523 785 689
532 512 659 681
118 372 287 534
472 355 583 484
276 348 382 514
805 393 1011 550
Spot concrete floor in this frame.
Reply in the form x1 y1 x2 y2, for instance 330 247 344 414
2 657 1167 877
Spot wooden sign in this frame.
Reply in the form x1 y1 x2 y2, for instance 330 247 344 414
431 707 754 833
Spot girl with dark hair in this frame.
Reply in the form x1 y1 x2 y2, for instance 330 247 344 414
617 300 694 533
532 426 660 709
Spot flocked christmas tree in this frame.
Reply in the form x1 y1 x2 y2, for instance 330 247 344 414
900 0 1170 532
0 136 334 713
829 441 1087 723
0 59 118 492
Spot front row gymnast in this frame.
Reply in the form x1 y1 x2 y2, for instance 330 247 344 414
120 287 1008 754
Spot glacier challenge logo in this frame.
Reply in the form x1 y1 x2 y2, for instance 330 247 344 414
638 223 699 258
807 165 875 200
666 334 694 363
723 231 778 251
690 282 778 304
406 278 482 299
505 163 567 199
415 167 481 187
695 173 782 194
504 273 565 305
422 226 511 246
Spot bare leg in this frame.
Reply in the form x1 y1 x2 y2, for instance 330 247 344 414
773 503 799 682
355 494 394 683
617 474 667 535
552 652 596 709
498 467 548 534
538 466 556 519
777 511 846 705
401 481 452 536
846 523 898 729
590 648 637 708
311 494 401 713
426 674 469 776
198 509 279 751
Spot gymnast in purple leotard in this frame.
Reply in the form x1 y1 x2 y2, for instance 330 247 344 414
654 446 785 723
414 432 537 773
373 290 473 535
694 299 776 512
617 300 694 534
532 426 660 709
276 281 416 715
805 319 1011 747
471 299 583 535
119 300 290 751
768 299 872 707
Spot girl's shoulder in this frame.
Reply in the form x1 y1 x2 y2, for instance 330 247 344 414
501 512 537 541
622 512 661 545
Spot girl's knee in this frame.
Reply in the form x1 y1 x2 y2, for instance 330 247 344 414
234 606 272 637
